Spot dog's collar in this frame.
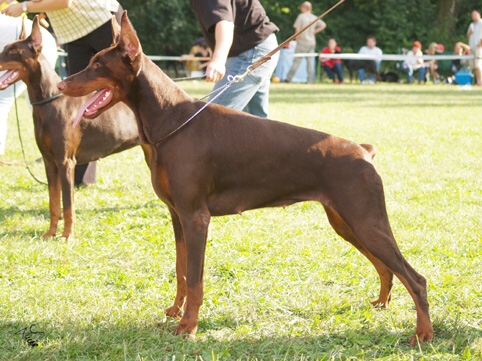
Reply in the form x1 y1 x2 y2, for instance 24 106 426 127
31 93 64 106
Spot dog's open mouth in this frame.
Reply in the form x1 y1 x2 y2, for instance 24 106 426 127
73 88 112 128
0 69 20 90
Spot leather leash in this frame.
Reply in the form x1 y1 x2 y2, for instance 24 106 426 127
30 93 64 106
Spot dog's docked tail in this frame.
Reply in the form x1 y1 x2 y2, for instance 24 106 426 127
360 143 376 160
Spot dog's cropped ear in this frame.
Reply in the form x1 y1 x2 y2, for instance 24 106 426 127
119 11 142 62
111 15 121 45
19 17 27 40
28 16 43 54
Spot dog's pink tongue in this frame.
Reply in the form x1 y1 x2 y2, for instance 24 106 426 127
72 89 111 128
0 69 19 89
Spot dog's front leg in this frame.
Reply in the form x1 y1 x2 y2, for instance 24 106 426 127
59 158 76 240
42 159 61 238
173 209 210 336
165 207 187 318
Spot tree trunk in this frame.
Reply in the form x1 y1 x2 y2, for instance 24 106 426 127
437 0 463 36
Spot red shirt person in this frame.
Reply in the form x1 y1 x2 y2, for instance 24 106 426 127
319 38 344 83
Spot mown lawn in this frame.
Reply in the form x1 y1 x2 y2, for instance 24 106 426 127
0 82 481 360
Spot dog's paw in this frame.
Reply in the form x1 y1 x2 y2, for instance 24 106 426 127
60 231 74 241
410 330 433 347
42 230 56 238
173 321 197 338
165 305 184 318
370 299 389 308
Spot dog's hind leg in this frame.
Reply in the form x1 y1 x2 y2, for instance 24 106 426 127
165 207 187 318
42 159 61 238
323 205 393 308
352 222 432 346
321 167 432 345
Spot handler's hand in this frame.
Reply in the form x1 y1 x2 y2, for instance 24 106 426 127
205 59 225 83
1 3 24 17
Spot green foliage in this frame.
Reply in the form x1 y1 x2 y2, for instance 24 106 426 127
260 0 296 44
119 0 201 54
109 0 478 70
367 0 436 52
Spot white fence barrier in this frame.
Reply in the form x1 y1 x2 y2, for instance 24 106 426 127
57 51 473 62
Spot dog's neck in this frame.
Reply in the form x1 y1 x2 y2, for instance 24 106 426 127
126 54 198 145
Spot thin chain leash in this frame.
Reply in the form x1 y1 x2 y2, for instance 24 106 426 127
154 71 249 144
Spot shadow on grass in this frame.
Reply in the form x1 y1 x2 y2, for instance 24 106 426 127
1 317 480 360
0 200 168 240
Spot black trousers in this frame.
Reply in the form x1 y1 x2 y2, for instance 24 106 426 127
65 20 112 74
65 20 112 185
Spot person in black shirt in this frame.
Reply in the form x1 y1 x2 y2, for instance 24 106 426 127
190 0 279 118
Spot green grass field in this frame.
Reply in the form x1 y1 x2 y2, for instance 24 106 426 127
1 82 481 360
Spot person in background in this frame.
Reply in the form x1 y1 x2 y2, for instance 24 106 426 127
401 41 425 84
466 9 482 86
0 13 57 156
2 0 123 186
285 1 326 84
425 42 444 84
358 35 382 84
452 41 471 74
184 38 212 78
189 0 279 118
319 38 344 84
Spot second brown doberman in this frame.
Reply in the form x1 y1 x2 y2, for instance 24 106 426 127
0 17 150 240
58 12 433 345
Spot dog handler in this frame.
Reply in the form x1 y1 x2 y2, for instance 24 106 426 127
190 0 280 118
2 0 122 185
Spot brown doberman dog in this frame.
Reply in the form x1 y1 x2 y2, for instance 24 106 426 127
0 16 150 240
58 12 433 345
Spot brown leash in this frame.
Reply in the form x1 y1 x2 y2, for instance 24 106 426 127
250 0 345 72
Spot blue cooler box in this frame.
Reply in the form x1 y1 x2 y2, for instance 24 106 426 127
455 70 472 85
